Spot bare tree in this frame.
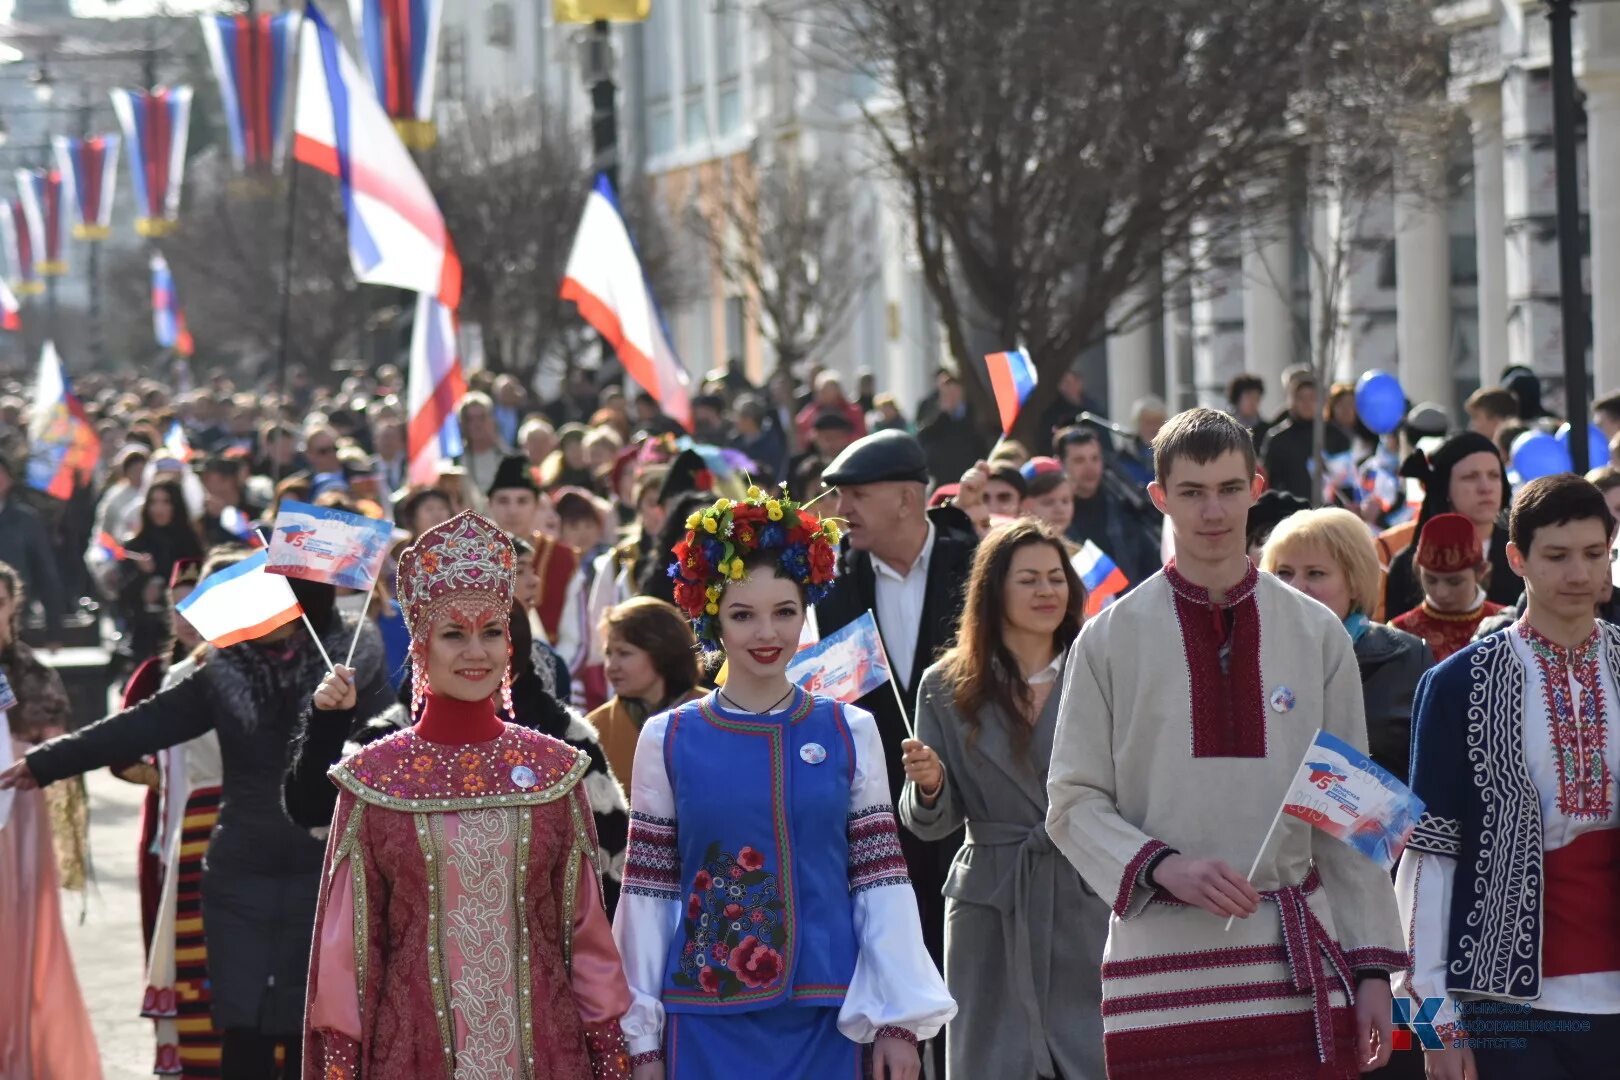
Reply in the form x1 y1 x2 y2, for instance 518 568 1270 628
686 149 876 374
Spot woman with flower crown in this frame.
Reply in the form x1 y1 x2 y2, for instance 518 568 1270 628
612 486 955 1079
298 511 635 1079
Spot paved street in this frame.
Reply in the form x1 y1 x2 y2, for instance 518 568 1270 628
63 767 156 1079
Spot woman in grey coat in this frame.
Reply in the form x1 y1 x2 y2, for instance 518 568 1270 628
899 520 1110 1080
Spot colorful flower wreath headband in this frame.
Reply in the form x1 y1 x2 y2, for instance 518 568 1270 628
668 484 842 647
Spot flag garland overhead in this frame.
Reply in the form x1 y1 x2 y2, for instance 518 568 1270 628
110 86 194 237
200 12 300 173
52 135 121 240
16 168 68 276
349 0 444 149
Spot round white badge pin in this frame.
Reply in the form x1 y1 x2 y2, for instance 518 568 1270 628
1270 686 1296 714
511 765 538 789
800 743 827 765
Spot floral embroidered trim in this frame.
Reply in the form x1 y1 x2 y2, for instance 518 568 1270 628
848 806 910 894
630 1050 664 1067
672 842 786 999
1101 944 1288 981
441 808 521 1078
1101 978 1326 1017
1518 619 1613 820
1345 946 1410 974
1116 839 1169 918
1164 560 1265 759
623 811 680 900
333 725 589 811
516 798 536 1069
1409 812 1461 857
875 1026 917 1046
584 1019 633 1080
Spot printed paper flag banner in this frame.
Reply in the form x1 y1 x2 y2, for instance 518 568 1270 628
1073 540 1128 617
786 610 891 704
986 348 1038 435
265 500 394 591
1279 729 1425 872
176 549 303 648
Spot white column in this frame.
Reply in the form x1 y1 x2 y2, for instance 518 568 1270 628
1587 73 1620 397
1394 191 1454 410
1466 86 1509 387
1242 206 1295 400
1108 285 1156 420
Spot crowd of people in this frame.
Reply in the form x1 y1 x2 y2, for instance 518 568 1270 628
0 353 1615 1080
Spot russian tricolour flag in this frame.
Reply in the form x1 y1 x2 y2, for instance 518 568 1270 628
1279 729 1425 872
152 255 195 356
986 349 1038 435
175 549 303 648
1073 540 1128 617
293 2 461 309
561 174 692 430
26 341 100 500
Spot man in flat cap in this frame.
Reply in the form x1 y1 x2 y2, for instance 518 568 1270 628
815 428 978 1077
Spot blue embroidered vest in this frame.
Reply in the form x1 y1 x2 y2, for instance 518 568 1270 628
659 690 860 1015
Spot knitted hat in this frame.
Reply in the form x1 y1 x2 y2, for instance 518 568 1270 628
1414 512 1484 574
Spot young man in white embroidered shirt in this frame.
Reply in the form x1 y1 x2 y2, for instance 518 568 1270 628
1397 473 1620 1079
1046 406 1404 1080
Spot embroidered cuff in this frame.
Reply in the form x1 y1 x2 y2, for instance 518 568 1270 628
623 811 680 900
315 1029 360 1079
875 1025 918 1046
141 985 178 1019
849 805 911 894
630 1049 665 1067
153 1042 182 1076
1432 1020 1467 1049
1346 947 1409 975
584 1019 633 1080
1116 838 1170 918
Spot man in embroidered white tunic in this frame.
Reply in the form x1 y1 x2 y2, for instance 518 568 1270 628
1397 474 1620 1080
1047 408 1405 1080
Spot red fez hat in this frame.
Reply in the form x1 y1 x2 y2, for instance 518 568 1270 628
1415 512 1483 574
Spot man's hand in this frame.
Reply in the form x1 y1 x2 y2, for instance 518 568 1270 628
1353 978 1393 1072
1424 1043 1475 1080
1151 854 1261 919
0 758 39 791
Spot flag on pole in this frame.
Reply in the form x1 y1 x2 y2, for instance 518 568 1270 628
1278 729 1425 872
164 420 194 464
94 530 129 562
151 254 195 356
0 278 18 331
219 505 263 546
294 2 462 309
406 292 467 485
109 86 193 237
985 348 1038 435
175 549 304 648
200 12 300 173
1072 540 1128 617
561 174 691 430
785 611 892 703
349 0 444 149
1 200 40 296
25 342 101 500
52 135 120 240
265 500 395 591
15 169 67 277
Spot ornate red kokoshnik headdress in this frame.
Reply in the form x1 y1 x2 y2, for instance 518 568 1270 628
396 510 517 717
669 484 841 650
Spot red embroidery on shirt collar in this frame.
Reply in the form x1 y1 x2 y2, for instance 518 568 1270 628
1516 619 1612 821
1164 559 1260 609
1166 560 1265 758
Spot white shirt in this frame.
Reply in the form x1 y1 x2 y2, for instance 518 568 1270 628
871 520 935 689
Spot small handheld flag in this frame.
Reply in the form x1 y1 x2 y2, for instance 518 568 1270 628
151 254 195 357
1072 540 1129 617
26 341 100 500
786 611 891 704
265 500 395 592
175 549 304 648
985 349 1038 436
95 531 129 563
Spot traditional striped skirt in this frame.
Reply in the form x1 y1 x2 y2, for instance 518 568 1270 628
143 785 224 1079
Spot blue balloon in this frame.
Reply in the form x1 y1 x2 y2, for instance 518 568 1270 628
1555 422 1609 471
1512 430 1572 481
1354 370 1406 435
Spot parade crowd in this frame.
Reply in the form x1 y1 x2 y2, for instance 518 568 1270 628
1 355 1618 1080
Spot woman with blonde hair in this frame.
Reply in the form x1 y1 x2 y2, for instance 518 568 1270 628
1261 508 1434 786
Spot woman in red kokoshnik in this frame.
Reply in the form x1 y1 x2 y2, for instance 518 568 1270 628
300 510 634 1078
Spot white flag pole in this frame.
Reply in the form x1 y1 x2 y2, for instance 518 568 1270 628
343 576 378 668
1224 730 1319 932
867 608 915 740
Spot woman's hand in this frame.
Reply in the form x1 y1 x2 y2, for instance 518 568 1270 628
630 1060 665 1080
872 1034 920 1080
901 738 944 804
0 758 39 791
312 664 357 712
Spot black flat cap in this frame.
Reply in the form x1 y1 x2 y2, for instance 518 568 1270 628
488 454 540 498
822 429 930 487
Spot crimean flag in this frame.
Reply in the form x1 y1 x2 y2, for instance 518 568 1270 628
110 86 193 237
0 278 19 331
52 135 120 240
1 199 41 296
151 254 195 357
25 341 101 500
561 173 692 430
985 348 1038 435
200 12 300 173
175 549 303 648
15 168 67 277
1277 729 1425 873
407 292 466 484
350 0 444 149
294 2 462 309
1072 540 1128 617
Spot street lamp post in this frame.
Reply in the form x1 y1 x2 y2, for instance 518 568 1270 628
1549 0 1590 469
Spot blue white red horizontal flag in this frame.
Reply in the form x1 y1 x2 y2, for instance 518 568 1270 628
52 135 120 240
200 12 299 173
985 348 1038 435
1072 540 1128 617
109 86 192 236
26 342 100 501
406 292 466 485
350 0 443 126
561 174 691 430
265 499 395 591
94 530 128 563
176 549 303 648
786 611 891 704
294 2 461 308
1279 729 1425 872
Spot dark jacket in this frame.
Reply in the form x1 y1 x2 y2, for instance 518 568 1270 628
26 618 391 1032
916 409 992 487
1385 524 1518 618
0 496 64 636
1066 485 1160 588
1354 623 1434 785
1259 416 1352 502
732 424 788 486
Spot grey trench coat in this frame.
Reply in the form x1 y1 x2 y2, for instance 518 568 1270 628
900 659 1109 1080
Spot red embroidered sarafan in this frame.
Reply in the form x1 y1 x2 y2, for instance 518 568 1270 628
331 723 589 810
1517 620 1613 821
1164 560 1265 758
